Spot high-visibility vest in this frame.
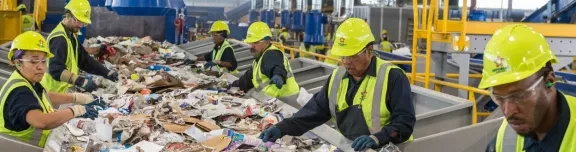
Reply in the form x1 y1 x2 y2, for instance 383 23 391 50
327 58 414 142
0 71 54 148
21 14 34 32
380 41 393 52
212 40 239 74
40 23 79 93
495 94 576 152
251 45 300 100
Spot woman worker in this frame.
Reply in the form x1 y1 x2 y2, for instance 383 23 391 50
0 32 102 148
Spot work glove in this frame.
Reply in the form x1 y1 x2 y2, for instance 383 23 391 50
69 105 99 120
106 71 119 82
183 58 196 65
74 77 98 92
79 94 106 108
204 61 217 69
270 75 284 89
351 135 379 151
259 126 282 142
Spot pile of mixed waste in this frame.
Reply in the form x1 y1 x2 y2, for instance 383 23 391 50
44 36 337 152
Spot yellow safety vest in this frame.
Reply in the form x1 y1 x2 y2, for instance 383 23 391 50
212 40 239 74
327 58 414 142
251 45 300 100
0 71 54 148
40 23 79 93
380 41 393 53
21 14 34 32
495 94 576 152
279 32 290 44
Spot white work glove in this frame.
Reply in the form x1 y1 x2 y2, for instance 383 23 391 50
69 105 99 120
69 105 87 117
72 93 95 104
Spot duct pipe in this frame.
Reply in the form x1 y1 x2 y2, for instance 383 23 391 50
312 0 321 10
332 0 341 17
251 0 257 10
331 0 353 23
283 0 291 10
296 0 303 10
507 0 513 21
268 0 275 10
263 0 269 10
303 0 308 12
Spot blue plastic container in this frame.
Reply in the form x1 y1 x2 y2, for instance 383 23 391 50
280 10 291 29
249 10 260 23
111 0 171 16
303 10 324 45
292 10 304 32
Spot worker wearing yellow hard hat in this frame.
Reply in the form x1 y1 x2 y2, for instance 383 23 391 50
482 24 576 152
17 4 35 33
42 0 120 93
0 32 102 148
278 27 290 45
231 22 300 107
259 18 415 151
196 20 239 74
380 29 394 52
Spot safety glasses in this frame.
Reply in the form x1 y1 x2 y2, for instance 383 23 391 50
490 76 544 105
340 49 367 61
72 17 87 27
17 59 47 66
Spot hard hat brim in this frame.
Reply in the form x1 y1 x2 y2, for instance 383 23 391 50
478 69 540 89
330 47 362 57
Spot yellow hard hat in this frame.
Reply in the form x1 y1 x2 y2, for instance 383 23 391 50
244 22 272 43
209 20 230 34
65 0 92 24
9 31 54 64
381 29 387 35
331 18 375 56
478 24 558 89
17 4 26 11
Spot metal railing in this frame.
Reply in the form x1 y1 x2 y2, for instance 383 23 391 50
272 43 491 124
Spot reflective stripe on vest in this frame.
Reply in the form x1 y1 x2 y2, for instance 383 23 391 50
251 46 300 103
495 94 576 152
0 72 54 147
328 63 390 133
40 23 79 93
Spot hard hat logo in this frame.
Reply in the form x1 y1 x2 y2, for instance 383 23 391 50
492 56 509 73
37 40 45 48
84 11 89 18
338 37 346 47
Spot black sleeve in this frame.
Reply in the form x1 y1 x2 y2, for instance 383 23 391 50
204 52 213 62
47 37 70 81
220 47 238 71
275 75 332 136
77 46 110 77
232 67 254 92
260 50 287 79
3 87 43 131
486 137 496 152
373 69 416 145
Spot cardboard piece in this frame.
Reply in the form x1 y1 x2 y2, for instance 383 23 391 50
196 121 221 132
201 135 232 152
162 123 191 133
183 117 201 124
130 114 151 121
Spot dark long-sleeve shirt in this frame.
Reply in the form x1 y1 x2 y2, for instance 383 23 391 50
203 41 238 71
48 23 110 81
3 80 44 131
275 56 415 146
231 44 287 91
485 90 569 152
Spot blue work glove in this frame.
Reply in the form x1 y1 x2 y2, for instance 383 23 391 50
259 126 282 142
75 77 98 92
270 75 284 89
106 71 119 82
85 95 106 108
81 105 99 120
204 61 217 69
352 135 378 151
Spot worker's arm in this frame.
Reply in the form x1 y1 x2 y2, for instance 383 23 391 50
47 92 74 105
4 87 74 130
231 68 254 91
216 47 238 71
77 46 111 77
47 37 71 82
485 137 496 152
260 49 287 80
275 76 332 136
373 68 416 145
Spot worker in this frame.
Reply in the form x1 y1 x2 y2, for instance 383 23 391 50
279 27 290 45
259 18 415 151
380 29 394 52
231 22 300 108
483 24 576 152
41 0 119 93
17 4 34 33
1 32 102 148
174 13 185 45
197 20 238 74
272 24 281 41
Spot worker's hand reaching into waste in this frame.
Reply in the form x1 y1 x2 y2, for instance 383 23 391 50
106 71 119 82
85 95 106 108
270 75 284 89
259 126 282 142
69 105 99 120
72 93 96 104
74 77 98 92
352 135 379 151
204 61 217 69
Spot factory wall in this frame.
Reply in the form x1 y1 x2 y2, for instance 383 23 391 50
86 7 166 41
353 6 413 43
